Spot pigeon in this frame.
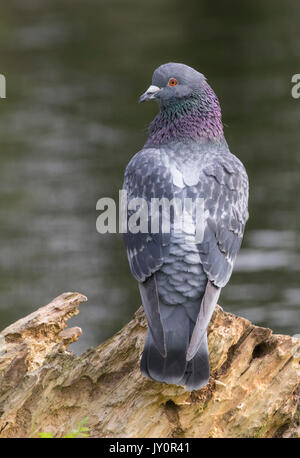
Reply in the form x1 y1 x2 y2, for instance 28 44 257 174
123 63 249 391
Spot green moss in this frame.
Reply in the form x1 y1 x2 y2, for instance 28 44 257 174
37 418 90 438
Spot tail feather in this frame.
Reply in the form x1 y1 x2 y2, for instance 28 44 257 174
141 305 189 384
179 332 210 391
140 302 210 391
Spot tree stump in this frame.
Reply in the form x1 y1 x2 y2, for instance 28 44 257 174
0 292 299 438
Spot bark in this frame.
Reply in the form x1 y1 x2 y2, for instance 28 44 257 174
0 292 299 438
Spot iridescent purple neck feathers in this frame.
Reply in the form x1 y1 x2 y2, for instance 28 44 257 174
145 82 223 146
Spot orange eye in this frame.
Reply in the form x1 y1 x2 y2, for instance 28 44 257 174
168 78 178 87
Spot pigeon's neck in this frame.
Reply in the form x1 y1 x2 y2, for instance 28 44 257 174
145 84 223 147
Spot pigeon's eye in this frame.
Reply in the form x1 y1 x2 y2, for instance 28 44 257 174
168 78 178 87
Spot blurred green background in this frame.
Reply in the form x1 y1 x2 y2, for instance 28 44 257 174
0 0 299 352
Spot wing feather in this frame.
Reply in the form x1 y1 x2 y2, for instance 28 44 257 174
187 154 249 359
123 148 174 355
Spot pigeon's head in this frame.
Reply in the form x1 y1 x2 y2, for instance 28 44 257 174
139 62 208 106
140 63 223 144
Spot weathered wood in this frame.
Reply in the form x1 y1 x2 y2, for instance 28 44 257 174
0 292 299 438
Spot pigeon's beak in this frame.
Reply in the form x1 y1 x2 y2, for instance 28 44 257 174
139 85 161 103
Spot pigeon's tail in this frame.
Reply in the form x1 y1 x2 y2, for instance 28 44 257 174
140 301 210 391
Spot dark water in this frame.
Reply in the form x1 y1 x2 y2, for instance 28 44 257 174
0 0 299 353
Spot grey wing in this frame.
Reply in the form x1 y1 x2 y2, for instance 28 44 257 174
187 154 249 360
123 148 173 355
123 148 173 282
